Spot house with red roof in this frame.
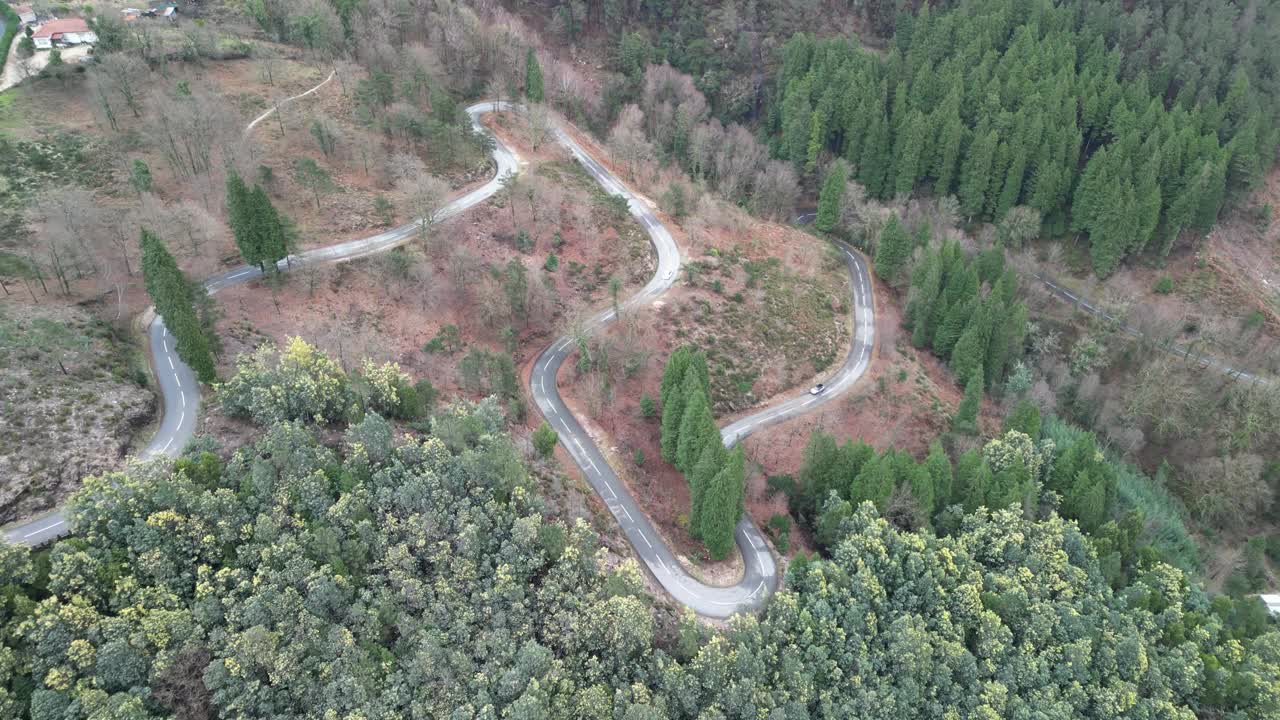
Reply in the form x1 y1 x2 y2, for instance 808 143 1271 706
31 18 97 50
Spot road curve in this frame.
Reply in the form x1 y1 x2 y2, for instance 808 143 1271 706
4 99 879 620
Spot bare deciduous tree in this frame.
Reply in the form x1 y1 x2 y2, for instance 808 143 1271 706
608 104 652 180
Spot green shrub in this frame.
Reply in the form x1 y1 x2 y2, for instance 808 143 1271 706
544 253 559 272
767 513 792 553
633 448 645 467
639 394 655 419
532 421 558 458
424 325 463 354
765 475 797 499
1153 276 1174 294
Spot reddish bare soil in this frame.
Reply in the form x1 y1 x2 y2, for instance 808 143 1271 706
557 202 854 568
736 274 1001 548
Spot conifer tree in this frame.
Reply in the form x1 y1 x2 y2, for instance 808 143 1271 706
959 128 998 219
225 171 260 268
873 213 911 283
892 111 927 197
141 229 217 383
924 441 953 513
851 453 895 510
952 366 984 434
859 107 892 198
525 48 544 102
251 185 290 270
932 92 965 194
688 441 726 538
814 160 847 232
949 302 989 386
701 446 744 560
659 347 694 462
676 386 714 473
1004 398 1041 439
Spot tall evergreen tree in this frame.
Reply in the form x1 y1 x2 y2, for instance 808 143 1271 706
525 48 544 102
659 347 694 462
701 446 744 560
892 111 927 197
676 386 714 473
251 185 290 270
814 160 848 232
873 213 912 283
688 441 726 538
141 229 217 383
924 441 953 513
952 366 984 433
225 171 260 268
959 128 998 220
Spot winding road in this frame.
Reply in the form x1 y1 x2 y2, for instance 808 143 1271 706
3 87 879 617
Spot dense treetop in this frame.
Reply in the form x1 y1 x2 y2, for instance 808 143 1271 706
768 0 1273 275
0 387 1276 718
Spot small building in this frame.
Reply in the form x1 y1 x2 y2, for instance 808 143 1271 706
31 18 97 50
13 4 36 25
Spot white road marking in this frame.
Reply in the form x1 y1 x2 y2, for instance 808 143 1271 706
180 390 186 406
167 355 174 370
638 531 653 548
22 519 64 539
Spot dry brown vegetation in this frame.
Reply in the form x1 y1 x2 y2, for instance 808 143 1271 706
0 301 153 523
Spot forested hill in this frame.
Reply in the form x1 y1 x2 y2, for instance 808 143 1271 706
767 0 1276 276
1 399 1279 718
561 0 1280 277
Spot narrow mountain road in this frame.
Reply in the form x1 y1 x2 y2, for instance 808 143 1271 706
4 96 881 619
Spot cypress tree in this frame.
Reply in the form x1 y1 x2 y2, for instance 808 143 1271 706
907 461 935 519
932 296 974 359
964 460 994 512
924 441 953 513
892 111 927 197
140 229 217 383
952 448 982 508
251 185 289 271
676 387 714 473
814 160 848 232
932 92 964 194
959 128 998 219
683 351 710 398
525 48 544 102
859 108 892 198
851 452 895 510
701 446 745 560
873 213 911 283
659 348 694 462
952 366 984 434
225 171 260 268
797 430 840 521
689 441 726 538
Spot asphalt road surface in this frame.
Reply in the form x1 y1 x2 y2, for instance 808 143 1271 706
3 97 881 620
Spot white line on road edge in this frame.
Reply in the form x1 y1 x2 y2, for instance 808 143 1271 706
23 519 64 539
